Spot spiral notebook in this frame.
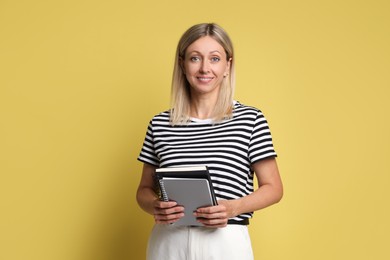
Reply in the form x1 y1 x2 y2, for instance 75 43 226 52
155 166 217 226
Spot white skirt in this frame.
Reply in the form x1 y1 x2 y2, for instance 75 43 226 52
147 224 254 260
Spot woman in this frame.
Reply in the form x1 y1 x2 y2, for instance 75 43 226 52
136 23 283 260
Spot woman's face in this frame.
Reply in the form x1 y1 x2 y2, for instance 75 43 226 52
182 36 230 98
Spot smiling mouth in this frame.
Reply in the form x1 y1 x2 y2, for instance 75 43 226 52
197 77 214 82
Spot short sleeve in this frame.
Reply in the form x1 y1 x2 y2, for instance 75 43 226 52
137 121 160 166
248 111 277 164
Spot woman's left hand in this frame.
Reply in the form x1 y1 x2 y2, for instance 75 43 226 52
194 200 237 228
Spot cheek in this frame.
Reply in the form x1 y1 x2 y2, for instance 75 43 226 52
217 66 228 76
183 67 196 83
185 74 192 83
185 65 199 78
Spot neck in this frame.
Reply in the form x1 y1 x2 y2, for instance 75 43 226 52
190 94 218 120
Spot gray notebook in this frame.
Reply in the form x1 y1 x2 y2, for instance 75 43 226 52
156 166 217 226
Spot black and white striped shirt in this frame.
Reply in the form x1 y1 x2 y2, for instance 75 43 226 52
138 101 277 221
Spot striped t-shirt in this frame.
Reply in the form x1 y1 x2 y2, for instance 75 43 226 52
137 101 277 221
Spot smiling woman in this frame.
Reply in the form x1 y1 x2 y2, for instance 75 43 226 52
136 23 283 260
181 36 231 110
171 23 235 125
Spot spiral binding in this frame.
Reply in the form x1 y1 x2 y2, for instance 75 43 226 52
159 179 169 201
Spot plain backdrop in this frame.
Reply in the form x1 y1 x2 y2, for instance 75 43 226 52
1 0 389 259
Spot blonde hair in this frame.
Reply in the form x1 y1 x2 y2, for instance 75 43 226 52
170 23 235 125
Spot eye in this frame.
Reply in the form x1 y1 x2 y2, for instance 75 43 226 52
190 56 201 62
210 57 221 63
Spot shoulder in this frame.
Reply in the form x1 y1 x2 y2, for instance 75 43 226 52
233 101 264 117
146 110 173 130
149 110 170 122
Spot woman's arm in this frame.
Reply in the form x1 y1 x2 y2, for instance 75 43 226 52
229 157 283 214
136 163 185 224
194 157 283 227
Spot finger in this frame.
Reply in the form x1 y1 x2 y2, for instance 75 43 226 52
193 210 227 220
154 205 185 215
154 212 185 224
196 217 228 228
154 200 178 209
153 204 185 225
196 204 226 214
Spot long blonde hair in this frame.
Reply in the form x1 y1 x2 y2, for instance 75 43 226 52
170 23 235 125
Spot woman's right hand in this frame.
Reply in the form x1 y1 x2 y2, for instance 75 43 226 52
153 200 185 224
136 163 185 224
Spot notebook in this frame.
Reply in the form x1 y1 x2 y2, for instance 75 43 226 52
155 166 217 226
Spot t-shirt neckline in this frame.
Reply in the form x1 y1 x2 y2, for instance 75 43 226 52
189 100 238 123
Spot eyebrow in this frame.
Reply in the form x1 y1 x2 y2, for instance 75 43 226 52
188 50 222 55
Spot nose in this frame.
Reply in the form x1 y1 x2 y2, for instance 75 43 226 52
200 60 210 74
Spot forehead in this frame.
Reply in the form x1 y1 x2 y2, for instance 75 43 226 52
186 36 226 55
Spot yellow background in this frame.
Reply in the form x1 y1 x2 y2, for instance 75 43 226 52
1 0 389 259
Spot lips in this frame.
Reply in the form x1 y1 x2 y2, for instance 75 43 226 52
197 77 214 83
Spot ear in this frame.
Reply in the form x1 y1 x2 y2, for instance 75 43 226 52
225 57 232 75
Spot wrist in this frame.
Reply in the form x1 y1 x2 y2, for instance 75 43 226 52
231 198 242 217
